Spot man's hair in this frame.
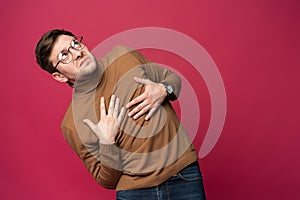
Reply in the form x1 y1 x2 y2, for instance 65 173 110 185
35 29 75 74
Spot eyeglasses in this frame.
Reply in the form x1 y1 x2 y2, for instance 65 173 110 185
53 36 85 69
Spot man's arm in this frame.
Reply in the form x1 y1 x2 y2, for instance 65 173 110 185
125 48 182 120
61 96 125 189
141 62 182 99
61 126 122 189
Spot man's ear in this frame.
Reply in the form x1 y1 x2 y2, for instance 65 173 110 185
52 72 68 83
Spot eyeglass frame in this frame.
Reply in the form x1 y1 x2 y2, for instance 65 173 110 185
53 36 85 69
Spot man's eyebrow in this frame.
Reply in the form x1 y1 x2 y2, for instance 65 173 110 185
59 37 77 51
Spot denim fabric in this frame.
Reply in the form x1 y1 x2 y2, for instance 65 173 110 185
116 162 206 200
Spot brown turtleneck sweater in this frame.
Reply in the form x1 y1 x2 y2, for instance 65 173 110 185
61 46 198 191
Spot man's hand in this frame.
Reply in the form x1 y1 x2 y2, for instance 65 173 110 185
83 95 125 144
126 77 167 120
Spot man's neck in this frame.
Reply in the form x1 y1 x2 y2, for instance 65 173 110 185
73 62 104 96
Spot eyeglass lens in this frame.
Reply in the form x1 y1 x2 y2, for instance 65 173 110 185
58 37 84 64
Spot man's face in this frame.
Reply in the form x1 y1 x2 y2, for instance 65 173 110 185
49 35 97 84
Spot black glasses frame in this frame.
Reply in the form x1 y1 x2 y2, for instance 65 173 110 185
53 36 84 69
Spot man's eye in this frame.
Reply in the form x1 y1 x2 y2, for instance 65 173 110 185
72 40 83 49
59 51 69 61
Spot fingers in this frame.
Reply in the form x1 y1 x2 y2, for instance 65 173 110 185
126 77 152 109
128 99 148 117
83 119 96 132
103 95 124 120
145 104 159 120
108 95 116 117
100 97 106 119
113 97 120 119
133 77 152 85
126 93 146 109
132 104 151 120
118 107 125 124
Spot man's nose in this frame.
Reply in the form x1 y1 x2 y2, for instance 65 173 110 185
70 48 83 60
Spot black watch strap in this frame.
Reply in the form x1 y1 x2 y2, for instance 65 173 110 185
160 82 176 100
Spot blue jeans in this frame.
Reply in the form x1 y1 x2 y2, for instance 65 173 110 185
116 162 206 200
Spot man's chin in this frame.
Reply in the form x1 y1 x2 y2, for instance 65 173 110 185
75 62 99 84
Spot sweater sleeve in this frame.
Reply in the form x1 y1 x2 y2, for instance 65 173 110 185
143 63 182 100
61 124 122 189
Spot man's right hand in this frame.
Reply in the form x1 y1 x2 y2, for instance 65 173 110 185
83 95 125 144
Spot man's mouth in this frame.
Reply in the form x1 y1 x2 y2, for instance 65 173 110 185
79 56 89 68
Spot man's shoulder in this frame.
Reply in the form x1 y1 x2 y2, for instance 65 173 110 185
101 45 134 64
99 45 150 68
109 45 135 56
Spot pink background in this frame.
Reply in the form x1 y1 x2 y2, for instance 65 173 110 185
1 0 299 199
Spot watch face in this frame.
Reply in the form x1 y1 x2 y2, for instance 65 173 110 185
161 82 173 95
166 84 173 94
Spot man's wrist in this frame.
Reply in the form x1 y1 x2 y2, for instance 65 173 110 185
160 82 175 100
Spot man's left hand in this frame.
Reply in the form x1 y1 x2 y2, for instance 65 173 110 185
126 77 167 120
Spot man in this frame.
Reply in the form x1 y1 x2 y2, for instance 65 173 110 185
35 29 206 199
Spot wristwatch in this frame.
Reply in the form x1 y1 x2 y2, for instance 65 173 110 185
160 82 174 97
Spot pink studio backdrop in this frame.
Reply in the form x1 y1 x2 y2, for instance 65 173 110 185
1 0 299 199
